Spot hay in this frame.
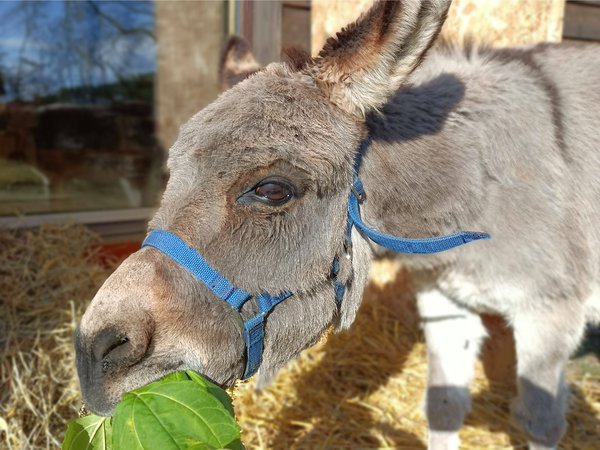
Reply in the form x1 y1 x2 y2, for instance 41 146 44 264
1 228 598 449
233 260 600 449
0 224 113 449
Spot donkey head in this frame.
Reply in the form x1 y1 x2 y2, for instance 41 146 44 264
76 0 451 415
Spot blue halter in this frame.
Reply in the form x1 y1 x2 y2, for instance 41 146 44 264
142 229 290 379
141 140 490 380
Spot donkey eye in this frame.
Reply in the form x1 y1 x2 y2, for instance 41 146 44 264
254 181 292 204
238 177 295 206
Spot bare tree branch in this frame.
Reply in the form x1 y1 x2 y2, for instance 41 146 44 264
87 0 155 40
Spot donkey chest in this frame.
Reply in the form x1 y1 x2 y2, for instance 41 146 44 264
432 270 525 318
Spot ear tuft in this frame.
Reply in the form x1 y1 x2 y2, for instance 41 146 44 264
318 1 402 62
313 0 451 117
219 35 262 91
282 47 313 72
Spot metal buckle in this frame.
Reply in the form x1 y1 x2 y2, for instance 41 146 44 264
350 184 364 203
343 239 353 259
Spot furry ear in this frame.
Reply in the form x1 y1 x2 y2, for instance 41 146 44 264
219 36 262 91
313 0 451 117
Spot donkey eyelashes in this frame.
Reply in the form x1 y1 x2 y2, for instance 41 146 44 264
237 177 296 206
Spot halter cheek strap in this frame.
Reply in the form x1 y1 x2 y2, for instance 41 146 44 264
142 230 291 379
141 140 490 380
346 177 489 254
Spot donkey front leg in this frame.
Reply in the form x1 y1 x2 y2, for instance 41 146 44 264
417 289 487 450
512 306 586 450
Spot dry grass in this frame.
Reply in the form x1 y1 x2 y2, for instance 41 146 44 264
233 261 600 449
0 224 113 449
0 227 598 449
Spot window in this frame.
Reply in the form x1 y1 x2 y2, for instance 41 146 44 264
0 1 309 237
0 1 162 219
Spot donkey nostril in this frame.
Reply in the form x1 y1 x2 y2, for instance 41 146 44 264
92 328 132 362
102 336 129 359
89 317 154 376
97 335 130 361
92 326 152 375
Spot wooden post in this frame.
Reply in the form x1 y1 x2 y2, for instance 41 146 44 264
155 1 227 150
237 1 283 66
249 1 283 65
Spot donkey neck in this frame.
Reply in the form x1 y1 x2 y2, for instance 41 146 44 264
358 72 485 248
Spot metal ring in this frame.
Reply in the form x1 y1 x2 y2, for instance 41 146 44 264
350 185 364 203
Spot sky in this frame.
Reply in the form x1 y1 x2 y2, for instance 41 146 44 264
0 0 156 101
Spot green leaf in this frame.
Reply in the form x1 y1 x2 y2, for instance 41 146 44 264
182 371 235 416
62 371 243 450
112 380 242 450
62 414 113 450
131 371 195 395
164 371 199 383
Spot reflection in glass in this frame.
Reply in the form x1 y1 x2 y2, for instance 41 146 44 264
0 1 163 215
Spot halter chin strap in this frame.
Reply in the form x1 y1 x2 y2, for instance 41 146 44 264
141 139 490 380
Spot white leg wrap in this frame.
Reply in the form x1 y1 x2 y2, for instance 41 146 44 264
417 289 487 450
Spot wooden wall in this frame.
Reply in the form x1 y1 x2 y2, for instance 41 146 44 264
155 0 312 150
238 0 311 66
442 0 566 46
155 1 227 150
563 0 600 43
312 0 567 55
282 1 312 53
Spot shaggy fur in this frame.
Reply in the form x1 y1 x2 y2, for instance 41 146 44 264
76 1 599 448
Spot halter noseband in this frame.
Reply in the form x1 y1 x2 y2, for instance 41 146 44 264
141 139 490 379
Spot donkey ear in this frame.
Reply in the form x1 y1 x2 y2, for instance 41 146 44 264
219 35 262 91
313 0 451 117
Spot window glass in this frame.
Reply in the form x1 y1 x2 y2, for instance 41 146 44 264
0 0 163 216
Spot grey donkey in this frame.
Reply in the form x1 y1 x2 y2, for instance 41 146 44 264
75 1 600 448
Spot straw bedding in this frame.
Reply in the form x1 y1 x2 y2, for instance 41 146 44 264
234 261 600 449
1 225 598 449
0 224 112 449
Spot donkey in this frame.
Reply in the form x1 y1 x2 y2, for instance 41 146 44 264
75 1 600 448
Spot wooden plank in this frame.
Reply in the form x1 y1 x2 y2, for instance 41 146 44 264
282 4 311 53
238 0 254 45
568 1 600 6
564 1 600 41
155 1 226 149
252 0 283 65
283 0 310 9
